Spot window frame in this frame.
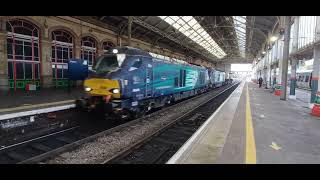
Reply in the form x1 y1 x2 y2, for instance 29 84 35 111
51 30 74 80
131 58 143 69
81 37 97 68
305 75 310 82
102 41 115 53
6 19 41 89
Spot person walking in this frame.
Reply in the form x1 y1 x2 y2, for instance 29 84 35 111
258 77 263 88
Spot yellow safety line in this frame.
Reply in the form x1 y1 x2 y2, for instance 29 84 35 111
245 83 257 164
0 99 75 113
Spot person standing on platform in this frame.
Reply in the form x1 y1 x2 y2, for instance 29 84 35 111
258 77 263 88
271 75 277 93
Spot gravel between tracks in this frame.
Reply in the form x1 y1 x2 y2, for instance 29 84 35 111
45 87 229 164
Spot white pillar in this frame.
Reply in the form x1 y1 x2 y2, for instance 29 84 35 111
310 16 320 107
289 16 299 99
266 49 271 88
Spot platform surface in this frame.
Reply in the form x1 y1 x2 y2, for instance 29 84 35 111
168 81 245 163
169 81 320 164
0 88 83 115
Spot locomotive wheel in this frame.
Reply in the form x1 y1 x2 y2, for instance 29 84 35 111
165 96 174 107
133 103 152 119
132 110 145 119
75 99 90 113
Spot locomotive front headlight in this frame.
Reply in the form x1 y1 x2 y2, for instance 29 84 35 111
84 87 92 92
112 88 120 94
112 49 118 54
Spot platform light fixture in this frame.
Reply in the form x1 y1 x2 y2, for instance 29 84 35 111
270 36 278 42
262 51 266 54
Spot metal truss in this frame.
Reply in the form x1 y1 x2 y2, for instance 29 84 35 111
130 16 218 62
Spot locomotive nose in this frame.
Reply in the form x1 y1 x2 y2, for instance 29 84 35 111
83 78 121 99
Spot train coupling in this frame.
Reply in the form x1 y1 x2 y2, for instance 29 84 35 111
75 98 94 111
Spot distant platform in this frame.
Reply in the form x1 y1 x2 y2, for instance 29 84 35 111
0 88 83 116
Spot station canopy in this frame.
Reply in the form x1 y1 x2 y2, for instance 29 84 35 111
158 16 226 59
233 16 246 58
75 16 278 64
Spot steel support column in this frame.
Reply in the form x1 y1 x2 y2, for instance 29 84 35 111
225 63 231 75
280 16 291 100
278 17 285 85
128 16 132 47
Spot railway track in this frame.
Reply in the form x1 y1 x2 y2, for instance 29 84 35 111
0 82 238 164
0 108 77 146
0 112 122 164
103 82 239 164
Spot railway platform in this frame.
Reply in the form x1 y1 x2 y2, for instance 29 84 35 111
168 81 320 164
0 88 82 116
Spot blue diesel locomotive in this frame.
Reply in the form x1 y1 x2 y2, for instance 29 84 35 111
76 47 228 119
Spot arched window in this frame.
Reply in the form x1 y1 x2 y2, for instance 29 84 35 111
81 36 97 69
51 30 74 87
102 41 115 53
6 19 40 90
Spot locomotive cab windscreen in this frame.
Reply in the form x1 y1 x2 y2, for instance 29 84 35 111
93 54 126 74
84 53 126 98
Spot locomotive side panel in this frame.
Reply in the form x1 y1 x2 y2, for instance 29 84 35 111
152 60 179 97
152 60 208 97
209 70 225 87
121 56 154 101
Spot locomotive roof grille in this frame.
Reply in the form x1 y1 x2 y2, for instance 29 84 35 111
104 46 210 69
148 52 189 65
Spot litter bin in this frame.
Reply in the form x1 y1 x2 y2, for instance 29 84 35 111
274 84 281 96
311 92 320 117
